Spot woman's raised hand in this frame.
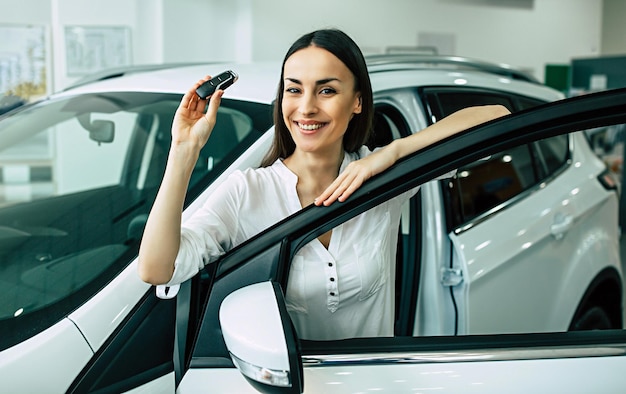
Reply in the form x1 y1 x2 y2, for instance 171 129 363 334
171 76 224 150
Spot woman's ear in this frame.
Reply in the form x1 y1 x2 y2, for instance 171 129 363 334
354 94 363 114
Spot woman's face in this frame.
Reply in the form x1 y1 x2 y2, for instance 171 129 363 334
282 46 362 157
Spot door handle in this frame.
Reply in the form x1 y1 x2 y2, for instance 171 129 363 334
551 213 573 240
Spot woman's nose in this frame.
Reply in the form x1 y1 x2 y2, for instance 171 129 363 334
299 92 318 116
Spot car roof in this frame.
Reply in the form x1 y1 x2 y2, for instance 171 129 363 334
369 68 562 102
54 54 562 105
56 62 282 104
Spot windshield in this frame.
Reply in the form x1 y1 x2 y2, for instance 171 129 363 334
0 91 272 350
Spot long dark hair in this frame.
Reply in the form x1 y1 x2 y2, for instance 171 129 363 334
260 29 374 167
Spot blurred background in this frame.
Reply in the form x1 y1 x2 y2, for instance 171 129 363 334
1 0 625 106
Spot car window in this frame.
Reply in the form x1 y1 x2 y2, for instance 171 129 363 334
421 88 562 230
424 89 515 122
584 123 625 184
0 92 272 351
534 134 570 177
447 144 539 226
516 95 547 110
445 134 572 230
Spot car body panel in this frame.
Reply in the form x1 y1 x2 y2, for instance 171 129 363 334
369 68 564 104
55 63 280 105
124 373 174 394
0 319 93 392
68 262 150 351
414 182 460 336
178 348 626 394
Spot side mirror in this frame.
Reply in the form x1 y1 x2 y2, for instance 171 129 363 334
219 281 303 394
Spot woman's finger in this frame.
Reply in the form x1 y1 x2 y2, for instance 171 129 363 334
205 90 223 121
316 172 354 206
315 177 342 206
181 76 212 111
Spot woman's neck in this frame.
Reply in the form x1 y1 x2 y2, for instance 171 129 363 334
285 148 344 181
283 147 345 206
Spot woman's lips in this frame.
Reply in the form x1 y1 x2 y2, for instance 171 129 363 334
296 121 327 134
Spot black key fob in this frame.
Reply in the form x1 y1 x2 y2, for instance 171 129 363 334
195 70 238 99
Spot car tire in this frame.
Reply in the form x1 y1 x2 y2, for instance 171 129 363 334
570 305 613 331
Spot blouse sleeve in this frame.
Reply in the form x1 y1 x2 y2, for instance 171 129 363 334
166 171 246 286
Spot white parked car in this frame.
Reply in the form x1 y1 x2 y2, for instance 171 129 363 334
1 56 625 393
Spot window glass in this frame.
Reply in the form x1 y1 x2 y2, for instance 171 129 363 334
585 123 625 184
517 96 547 110
534 134 569 177
428 90 515 121
448 144 538 226
0 93 271 351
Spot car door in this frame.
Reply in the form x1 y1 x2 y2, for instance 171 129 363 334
177 88 626 393
423 88 621 335
445 131 622 335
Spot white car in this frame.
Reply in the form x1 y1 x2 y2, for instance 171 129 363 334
0 56 624 393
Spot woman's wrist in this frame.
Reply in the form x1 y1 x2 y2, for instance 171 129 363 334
167 142 201 178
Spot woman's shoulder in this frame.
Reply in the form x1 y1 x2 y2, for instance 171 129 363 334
229 159 293 185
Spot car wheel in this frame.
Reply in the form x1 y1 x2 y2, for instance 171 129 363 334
570 305 613 331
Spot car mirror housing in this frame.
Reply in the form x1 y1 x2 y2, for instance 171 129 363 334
155 284 179 299
219 281 303 394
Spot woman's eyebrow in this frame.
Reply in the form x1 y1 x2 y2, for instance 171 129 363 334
285 77 341 85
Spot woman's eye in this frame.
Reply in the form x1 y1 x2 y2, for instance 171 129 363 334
320 88 336 95
285 87 300 94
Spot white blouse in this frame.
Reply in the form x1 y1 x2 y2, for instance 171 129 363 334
167 146 416 340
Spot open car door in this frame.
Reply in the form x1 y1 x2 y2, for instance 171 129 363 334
176 88 626 393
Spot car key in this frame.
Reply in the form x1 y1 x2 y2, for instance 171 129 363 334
195 70 238 99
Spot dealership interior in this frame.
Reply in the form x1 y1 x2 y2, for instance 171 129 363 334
3 0 626 258
2 0 626 392
2 0 626 95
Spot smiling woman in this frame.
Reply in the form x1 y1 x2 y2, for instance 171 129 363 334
137 28 509 341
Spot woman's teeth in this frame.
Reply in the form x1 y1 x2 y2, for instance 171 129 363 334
298 122 324 131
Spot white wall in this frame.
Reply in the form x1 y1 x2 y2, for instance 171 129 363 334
161 0 252 64
0 0 621 93
250 0 604 82
602 0 626 55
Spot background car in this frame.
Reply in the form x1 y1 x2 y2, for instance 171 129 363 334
0 55 623 393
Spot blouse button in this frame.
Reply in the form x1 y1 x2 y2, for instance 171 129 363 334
329 292 335 296
330 277 335 282
328 262 333 267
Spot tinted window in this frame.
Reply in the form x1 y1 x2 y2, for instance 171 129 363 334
425 89 515 122
534 135 569 177
517 96 547 110
448 144 538 226
0 92 272 350
423 88 555 228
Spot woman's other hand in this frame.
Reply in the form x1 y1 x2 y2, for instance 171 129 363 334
315 148 397 206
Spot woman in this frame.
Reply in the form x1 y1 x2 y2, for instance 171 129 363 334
138 29 509 340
